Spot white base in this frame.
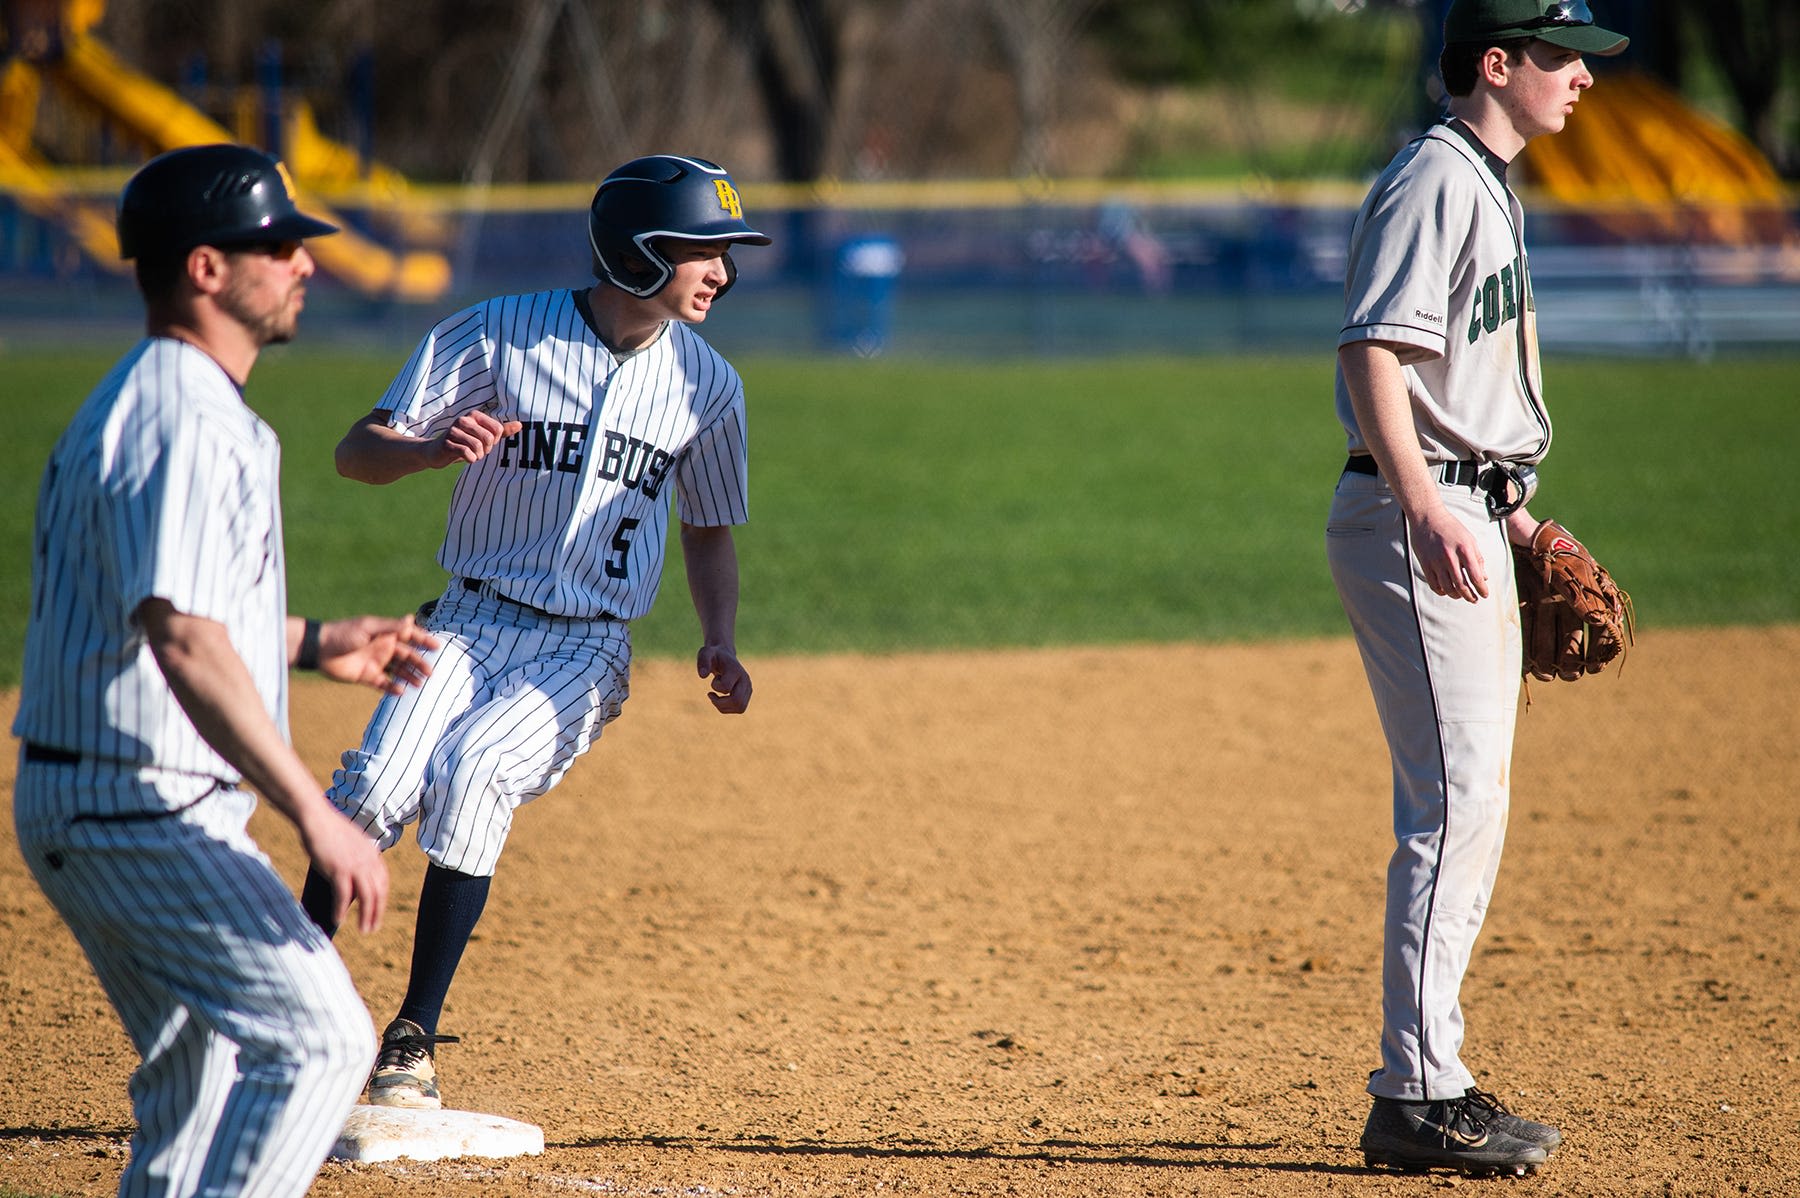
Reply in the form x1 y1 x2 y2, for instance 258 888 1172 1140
332 1104 545 1163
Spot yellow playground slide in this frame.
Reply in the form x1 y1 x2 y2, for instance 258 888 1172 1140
1 1 450 300
1520 71 1791 244
0 58 123 272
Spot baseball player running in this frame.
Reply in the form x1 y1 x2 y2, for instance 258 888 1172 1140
299 153 767 1109
1325 0 1628 1177
11 144 437 1198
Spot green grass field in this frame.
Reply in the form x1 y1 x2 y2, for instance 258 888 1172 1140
3 349 1796 689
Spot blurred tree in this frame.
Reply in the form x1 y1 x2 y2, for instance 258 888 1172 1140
69 0 1799 181
462 0 627 186
1086 0 1426 178
984 0 1101 177
1673 0 1799 174
705 0 844 180
1087 0 1350 88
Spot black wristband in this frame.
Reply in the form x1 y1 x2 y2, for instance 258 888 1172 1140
297 618 322 671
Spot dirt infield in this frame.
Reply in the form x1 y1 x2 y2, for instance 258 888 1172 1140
2 626 1796 1197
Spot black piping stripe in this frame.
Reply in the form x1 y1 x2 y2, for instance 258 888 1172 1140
1399 515 1455 1097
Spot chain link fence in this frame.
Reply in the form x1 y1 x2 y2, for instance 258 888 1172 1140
2 183 1796 359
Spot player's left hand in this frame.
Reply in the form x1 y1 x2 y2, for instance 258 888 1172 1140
319 614 440 694
696 643 751 714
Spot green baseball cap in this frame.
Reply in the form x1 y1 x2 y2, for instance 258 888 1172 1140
1444 0 1629 56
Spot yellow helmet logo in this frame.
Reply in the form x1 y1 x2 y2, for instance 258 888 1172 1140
713 179 743 220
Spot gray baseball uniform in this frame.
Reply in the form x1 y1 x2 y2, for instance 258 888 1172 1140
12 338 372 1197
1326 118 1547 1103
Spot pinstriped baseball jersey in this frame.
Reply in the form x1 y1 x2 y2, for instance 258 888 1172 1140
13 329 373 1198
12 337 289 807
377 288 749 620
1336 121 1552 466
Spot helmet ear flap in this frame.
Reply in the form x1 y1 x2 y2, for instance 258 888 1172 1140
623 236 676 297
588 218 670 297
715 250 739 300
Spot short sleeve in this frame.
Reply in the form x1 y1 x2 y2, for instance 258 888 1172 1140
113 410 273 627
380 302 498 438
675 387 749 528
1339 153 1464 364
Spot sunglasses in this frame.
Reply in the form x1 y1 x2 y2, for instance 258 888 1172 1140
221 239 304 260
1520 0 1594 28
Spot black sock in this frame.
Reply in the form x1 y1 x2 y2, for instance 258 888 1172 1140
300 865 339 937
395 864 492 1034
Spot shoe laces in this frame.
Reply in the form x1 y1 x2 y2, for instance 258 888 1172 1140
377 1028 460 1071
1463 1087 1511 1119
1419 1094 1494 1143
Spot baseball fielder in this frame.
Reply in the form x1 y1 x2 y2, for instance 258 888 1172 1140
299 154 768 1109
11 144 436 1198
1325 0 1628 1177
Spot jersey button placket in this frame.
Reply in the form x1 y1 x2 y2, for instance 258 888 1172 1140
565 369 613 592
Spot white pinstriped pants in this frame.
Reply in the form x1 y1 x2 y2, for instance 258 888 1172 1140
13 764 373 1198
327 583 632 877
1326 468 1522 1102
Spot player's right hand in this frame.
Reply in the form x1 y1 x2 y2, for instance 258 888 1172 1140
697 643 753 714
431 411 523 469
301 807 389 933
1410 507 1489 603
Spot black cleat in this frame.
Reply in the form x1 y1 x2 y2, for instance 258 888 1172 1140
1361 1093 1549 1177
1464 1086 1562 1152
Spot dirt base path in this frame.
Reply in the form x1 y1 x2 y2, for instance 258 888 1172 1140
3 627 1797 1196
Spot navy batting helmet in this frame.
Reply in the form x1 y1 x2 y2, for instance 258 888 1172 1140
587 154 770 299
117 143 338 260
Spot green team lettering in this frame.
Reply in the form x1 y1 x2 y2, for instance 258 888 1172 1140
1467 254 1526 344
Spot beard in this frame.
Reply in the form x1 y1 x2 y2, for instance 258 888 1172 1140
217 275 302 346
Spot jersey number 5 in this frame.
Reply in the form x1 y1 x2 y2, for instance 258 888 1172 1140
605 517 640 579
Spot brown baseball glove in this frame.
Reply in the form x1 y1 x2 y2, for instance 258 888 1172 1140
1512 519 1634 682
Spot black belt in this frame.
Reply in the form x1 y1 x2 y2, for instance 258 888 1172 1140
24 742 80 765
1344 454 1537 519
1343 455 1482 488
460 578 617 622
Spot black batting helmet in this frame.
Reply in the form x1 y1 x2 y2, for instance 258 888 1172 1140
587 154 770 299
117 143 338 260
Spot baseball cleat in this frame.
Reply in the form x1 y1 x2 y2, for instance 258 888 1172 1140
1463 1086 1562 1152
368 1018 460 1109
1361 1093 1549 1177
